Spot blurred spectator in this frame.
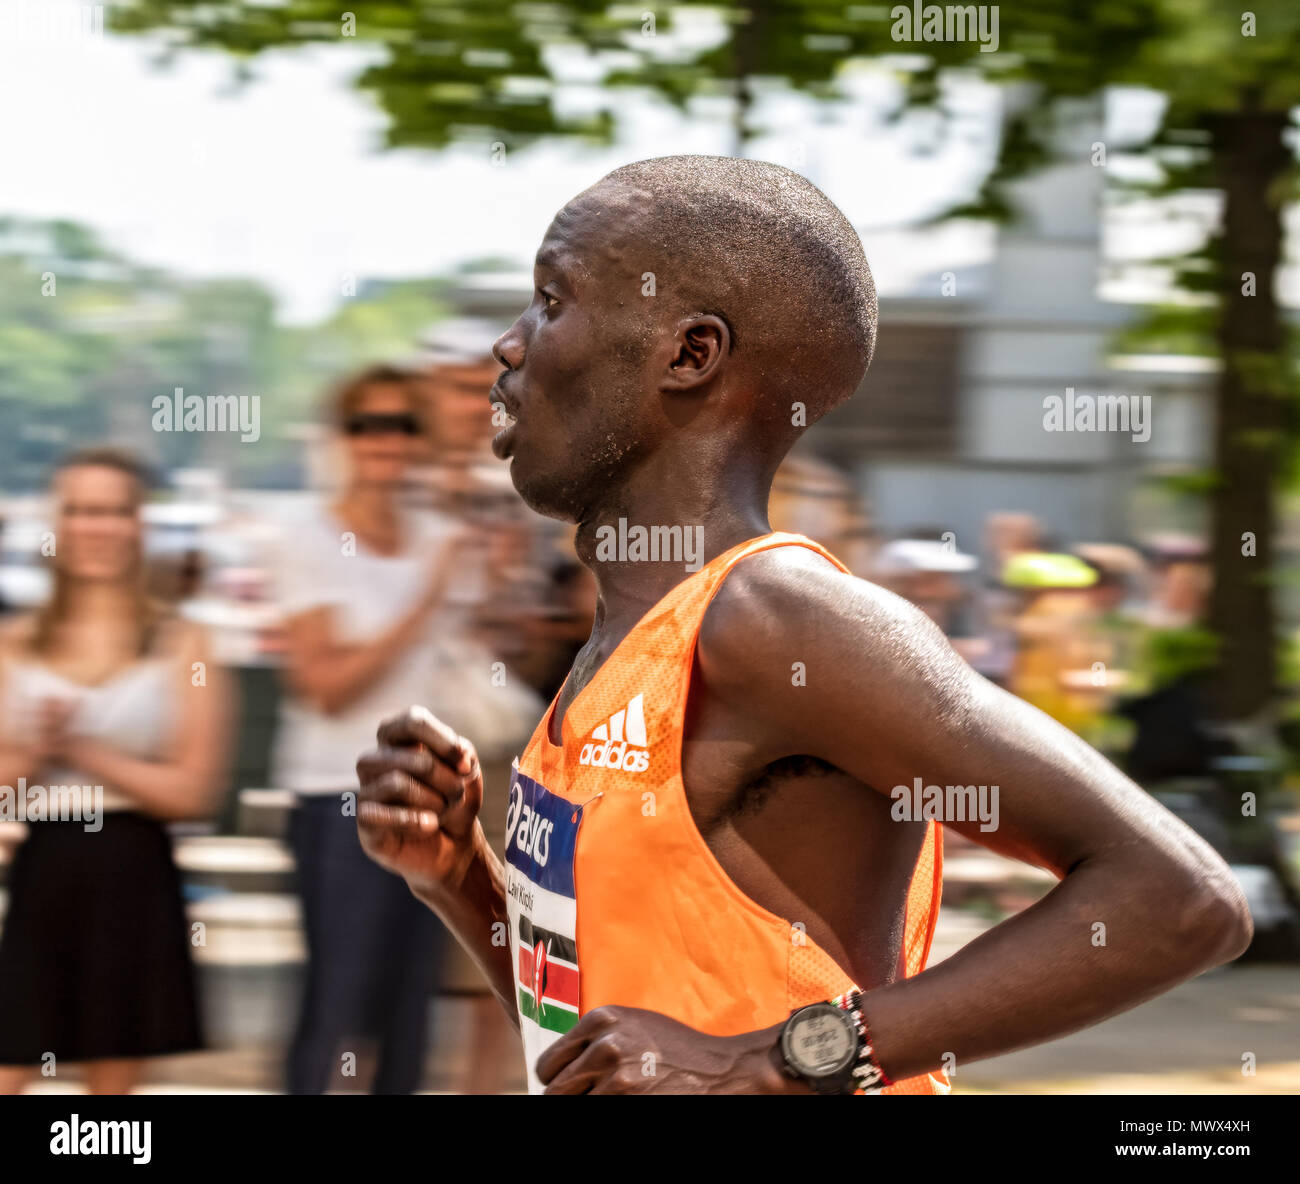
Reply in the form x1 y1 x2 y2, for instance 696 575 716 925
272 365 461 1094
874 536 978 635
971 512 1047 687
1002 551 1106 735
411 320 560 672
770 451 874 574
1141 534 1211 631
986 512 1043 574
1113 535 1225 782
1074 543 1148 689
271 361 538 1094
512 556 599 704
147 545 206 607
0 448 228 1094
408 327 549 1092
411 318 508 510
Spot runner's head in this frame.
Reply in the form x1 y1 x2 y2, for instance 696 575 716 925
491 155 876 521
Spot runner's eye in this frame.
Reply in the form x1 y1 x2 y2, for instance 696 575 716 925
538 288 559 311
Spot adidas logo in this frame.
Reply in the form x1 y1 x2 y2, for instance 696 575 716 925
577 694 651 774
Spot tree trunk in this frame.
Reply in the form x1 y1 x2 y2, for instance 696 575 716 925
730 3 765 156
1206 103 1291 720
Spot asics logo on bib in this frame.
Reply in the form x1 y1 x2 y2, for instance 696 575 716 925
506 779 554 865
578 694 651 773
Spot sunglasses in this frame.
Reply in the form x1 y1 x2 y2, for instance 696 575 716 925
345 413 421 437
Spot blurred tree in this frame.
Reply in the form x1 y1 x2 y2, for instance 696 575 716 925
1075 0 1300 722
111 0 623 151
0 219 449 492
106 0 1116 160
0 222 123 488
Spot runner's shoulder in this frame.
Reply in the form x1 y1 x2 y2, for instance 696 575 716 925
698 544 959 700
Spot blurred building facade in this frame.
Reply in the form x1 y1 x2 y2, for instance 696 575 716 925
845 149 1210 560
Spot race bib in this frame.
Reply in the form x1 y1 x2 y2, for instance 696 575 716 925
504 765 583 1093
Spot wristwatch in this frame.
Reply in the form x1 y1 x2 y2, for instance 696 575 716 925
778 993 887 1094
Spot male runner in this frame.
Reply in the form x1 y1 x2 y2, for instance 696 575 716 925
355 156 1251 1094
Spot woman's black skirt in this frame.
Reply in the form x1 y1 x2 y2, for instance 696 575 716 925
0 811 203 1064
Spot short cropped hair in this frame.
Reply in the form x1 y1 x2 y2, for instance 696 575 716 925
588 156 877 421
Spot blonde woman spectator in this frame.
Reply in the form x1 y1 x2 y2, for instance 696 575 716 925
0 448 228 1095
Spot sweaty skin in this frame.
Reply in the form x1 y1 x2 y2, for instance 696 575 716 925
356 162 1251 1094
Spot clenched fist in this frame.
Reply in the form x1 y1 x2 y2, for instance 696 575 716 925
355 706 486 902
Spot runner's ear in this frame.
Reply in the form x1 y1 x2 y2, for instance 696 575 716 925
660 315 730 394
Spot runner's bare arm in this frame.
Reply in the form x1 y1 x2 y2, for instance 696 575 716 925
538 549 1251 1094
356 708 520 1030
698 547 1252 1083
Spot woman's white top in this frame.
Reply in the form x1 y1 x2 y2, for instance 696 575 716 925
2 652 178 816
270 506 541 794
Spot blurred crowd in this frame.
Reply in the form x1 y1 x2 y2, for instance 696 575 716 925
0 323 1291 1096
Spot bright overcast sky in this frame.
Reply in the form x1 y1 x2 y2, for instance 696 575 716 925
0 0 1016 321
2 0 1217 324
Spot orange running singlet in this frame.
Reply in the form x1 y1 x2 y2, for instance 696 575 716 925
504 532 948 1094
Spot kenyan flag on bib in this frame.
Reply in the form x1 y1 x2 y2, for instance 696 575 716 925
504 767 585 1083
514 916 580 1033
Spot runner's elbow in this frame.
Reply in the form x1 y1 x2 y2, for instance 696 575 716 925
1166 869 1254 968
1203 876 1254 964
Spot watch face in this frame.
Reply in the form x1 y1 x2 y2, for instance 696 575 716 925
783 1004 857 1078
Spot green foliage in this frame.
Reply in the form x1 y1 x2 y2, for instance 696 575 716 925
106 1 1169 162
1146 624 1221 687
0 219 450 491
1114 303 1218 357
